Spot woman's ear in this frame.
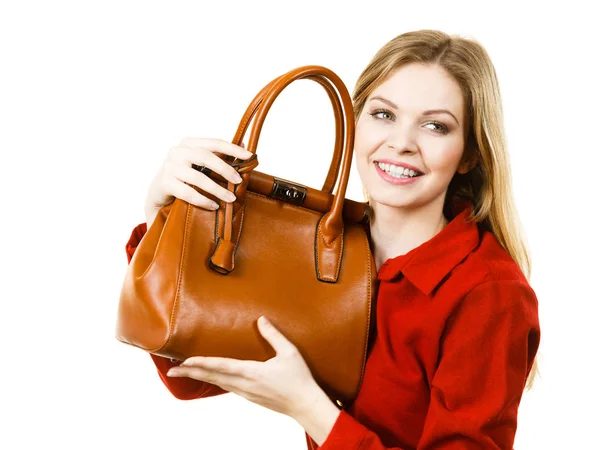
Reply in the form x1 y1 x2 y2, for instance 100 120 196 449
457 153 478 175
457 136 479 175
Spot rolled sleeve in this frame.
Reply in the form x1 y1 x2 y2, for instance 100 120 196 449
319 410 368 450
125 222 147 263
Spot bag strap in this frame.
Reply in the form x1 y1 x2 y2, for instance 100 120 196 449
211 65 355 283
230 73 344 195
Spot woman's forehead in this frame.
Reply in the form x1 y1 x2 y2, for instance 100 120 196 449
370 64 464 116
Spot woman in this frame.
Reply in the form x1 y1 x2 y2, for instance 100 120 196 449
125 29 540 449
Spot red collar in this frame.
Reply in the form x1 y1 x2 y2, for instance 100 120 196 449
374 201 481 294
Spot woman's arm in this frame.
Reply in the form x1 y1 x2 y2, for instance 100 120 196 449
124 222 228 400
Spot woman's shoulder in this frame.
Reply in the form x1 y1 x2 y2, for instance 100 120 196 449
453 226 532 298
441 228 538 333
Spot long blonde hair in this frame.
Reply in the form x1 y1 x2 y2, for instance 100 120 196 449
352 29 539 390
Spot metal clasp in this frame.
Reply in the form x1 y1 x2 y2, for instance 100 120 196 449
270 178 307 206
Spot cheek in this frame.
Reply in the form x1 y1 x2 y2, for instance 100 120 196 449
353 120 379 160
353 125 374 175
426 142 465 177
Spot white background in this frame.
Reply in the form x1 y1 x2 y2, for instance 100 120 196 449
1 1 599 449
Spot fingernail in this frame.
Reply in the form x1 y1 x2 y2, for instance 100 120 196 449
209 202 220 210
226 193 236 202
233 174 243 183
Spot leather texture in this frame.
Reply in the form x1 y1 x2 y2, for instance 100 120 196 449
116 65 377 404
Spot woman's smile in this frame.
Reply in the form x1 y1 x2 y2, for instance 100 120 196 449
374 161 424 185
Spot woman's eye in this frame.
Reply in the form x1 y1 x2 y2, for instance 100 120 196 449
368 109 394 121
425 121 449 134
368 109 449 134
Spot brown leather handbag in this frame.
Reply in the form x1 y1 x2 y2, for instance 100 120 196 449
116 65 377 405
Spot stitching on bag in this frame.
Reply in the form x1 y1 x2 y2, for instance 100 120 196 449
335 226 344 276
214 199 220 242
214 197 243 242
315 220 325 280
313 218 321 279
232 206 245 266
162 202 193 353
359 230 372 388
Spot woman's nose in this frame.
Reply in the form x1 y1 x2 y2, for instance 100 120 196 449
387 127 418 154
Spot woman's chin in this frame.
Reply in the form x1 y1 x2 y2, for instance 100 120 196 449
368 195 418 210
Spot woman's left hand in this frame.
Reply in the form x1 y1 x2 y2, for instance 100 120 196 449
166 316 323 419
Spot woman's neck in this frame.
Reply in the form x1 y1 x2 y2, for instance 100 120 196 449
369 198 449 272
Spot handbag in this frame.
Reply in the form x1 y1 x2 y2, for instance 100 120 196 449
116 65 377 405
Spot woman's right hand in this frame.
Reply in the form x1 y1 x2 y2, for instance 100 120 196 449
144 137 254 228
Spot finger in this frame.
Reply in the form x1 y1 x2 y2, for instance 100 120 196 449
180 356 258 377
167 365 243 388
257 316 297 356
169 146 243 185
167 367 257 400
164 176 220 210
169 164 237 204
179 137 253 160
190 150 245 185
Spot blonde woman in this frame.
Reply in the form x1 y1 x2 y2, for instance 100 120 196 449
125 29 540 449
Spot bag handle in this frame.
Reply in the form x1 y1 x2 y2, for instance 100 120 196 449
230 73 344 195
210 65 355 282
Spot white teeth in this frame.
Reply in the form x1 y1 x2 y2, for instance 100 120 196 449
376 162 420 178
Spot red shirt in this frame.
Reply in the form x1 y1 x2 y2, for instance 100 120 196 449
124 201 540 450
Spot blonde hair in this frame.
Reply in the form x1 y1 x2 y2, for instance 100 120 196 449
353 30 539 390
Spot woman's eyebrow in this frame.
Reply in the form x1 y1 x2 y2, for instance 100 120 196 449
369 95 460 125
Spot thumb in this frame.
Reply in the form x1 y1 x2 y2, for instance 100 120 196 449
257 316 295 355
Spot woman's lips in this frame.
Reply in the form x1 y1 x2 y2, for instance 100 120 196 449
374 163 422 185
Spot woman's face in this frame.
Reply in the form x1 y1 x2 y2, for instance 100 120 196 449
354 63 471 212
